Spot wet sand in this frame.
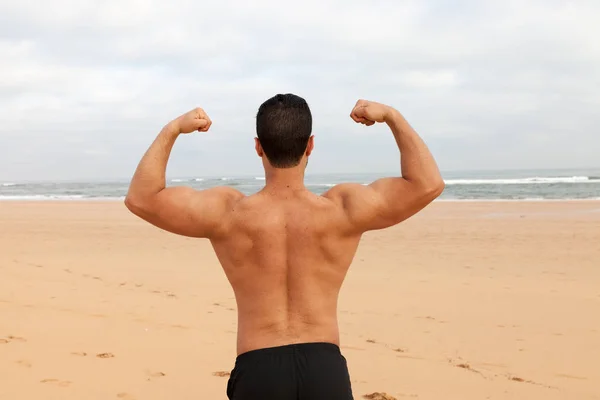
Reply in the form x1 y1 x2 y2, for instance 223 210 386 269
1 201 599 400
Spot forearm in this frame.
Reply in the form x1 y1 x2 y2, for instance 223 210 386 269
385 110 443 188
126 122 180 201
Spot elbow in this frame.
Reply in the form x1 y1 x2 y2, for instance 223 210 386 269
423 178 445 200
433 178 446 197
124 195 138 214
124 194 148 216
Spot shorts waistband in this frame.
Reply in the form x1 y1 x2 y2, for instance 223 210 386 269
236 342 341 362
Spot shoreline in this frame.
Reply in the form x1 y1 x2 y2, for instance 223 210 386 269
1 198 600 203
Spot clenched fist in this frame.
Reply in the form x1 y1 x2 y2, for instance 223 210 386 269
173 108 212 134
350 100 394 126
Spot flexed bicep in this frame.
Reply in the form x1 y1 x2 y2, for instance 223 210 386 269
325 179 436 234
324 99 444 234
126 186 244 238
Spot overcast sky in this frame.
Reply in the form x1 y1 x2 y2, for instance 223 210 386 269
1 0 598 181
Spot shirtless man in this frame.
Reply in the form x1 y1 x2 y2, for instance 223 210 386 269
125 94 444 399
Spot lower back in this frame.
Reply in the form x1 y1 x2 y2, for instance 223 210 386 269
226 262 345 354
235 308 341 355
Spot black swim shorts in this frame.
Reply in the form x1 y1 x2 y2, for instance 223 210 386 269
226 342 354 400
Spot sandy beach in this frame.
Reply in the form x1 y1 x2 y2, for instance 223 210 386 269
1 200 599 400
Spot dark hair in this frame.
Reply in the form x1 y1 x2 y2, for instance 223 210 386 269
256 93 312 168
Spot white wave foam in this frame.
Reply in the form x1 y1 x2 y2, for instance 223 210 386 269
437 197 600 202
1 194 597 202
171 178 204 183
255 177 266 180
444 176 599 185
1 183 16 187
0 195 90 201
309 183 336 187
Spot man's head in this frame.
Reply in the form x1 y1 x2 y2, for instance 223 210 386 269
255 93 313 169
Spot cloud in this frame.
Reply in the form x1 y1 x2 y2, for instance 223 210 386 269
0 0 599 181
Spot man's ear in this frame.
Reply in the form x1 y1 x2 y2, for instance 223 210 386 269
306 135 314 156
255 137 264 157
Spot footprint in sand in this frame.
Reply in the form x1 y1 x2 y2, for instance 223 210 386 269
0 339 9 344
504 373 546 387
363 339 409 355
363 393 397 400
555 373 587 381
146 371 166 381
449 360 486 377
7 336 27 342
96 353 115 359
213 371 231 378
16 360 32 368
117 393 136 400
41 379 71 387
170 324 190 330
72 352 88 357
396 353 423 361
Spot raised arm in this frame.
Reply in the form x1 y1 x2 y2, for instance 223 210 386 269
124 108 244 238
325 100 444 233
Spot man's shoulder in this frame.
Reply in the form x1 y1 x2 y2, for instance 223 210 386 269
322 182 370 205
210 186 246 198
202 186 246 208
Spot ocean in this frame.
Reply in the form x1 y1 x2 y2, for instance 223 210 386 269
1 169 599 201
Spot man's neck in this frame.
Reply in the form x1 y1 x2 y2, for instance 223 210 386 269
263 165 306 193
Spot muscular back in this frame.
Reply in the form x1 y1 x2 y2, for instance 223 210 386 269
125 101 445 356
211 189 362 355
